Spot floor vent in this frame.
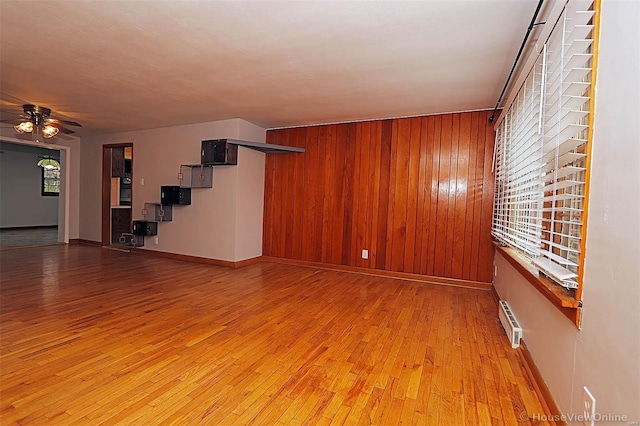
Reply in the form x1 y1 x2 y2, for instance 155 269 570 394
499 300 522 348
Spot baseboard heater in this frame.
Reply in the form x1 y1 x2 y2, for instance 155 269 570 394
499 300 522 348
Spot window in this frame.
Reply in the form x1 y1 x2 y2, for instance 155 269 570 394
38 158 61 196
493 0 596 292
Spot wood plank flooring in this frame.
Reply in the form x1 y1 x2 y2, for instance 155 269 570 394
0 245 549 425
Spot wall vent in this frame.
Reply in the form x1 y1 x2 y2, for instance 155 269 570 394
499 300 522 348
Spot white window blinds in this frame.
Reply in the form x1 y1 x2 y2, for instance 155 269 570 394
493 0 595 290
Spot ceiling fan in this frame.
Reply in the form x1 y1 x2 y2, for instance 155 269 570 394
1 104 82 142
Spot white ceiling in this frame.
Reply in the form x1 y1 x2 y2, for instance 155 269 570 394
0 0 543 135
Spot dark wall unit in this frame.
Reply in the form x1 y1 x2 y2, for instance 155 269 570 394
111 208 132 245
111 147 125 177
160 186 191 205
201 140 238 165
132 220 158 236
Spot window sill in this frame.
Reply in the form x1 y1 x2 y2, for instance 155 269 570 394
494 242 582 326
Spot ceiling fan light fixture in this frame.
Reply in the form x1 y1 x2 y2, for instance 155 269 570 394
42 125 59 138
14 121 34 134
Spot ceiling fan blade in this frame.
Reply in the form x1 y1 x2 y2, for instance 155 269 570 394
47 118 82 127
0 118 22 124
50 123 75 134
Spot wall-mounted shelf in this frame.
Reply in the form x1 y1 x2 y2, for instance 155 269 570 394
201 139 305 165
179 164 213 188
161 186 191 206
201 140 238 165
133 220 158 236
229 139 306 154
143 203 172 222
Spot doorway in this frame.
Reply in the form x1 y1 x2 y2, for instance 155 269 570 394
0 140 65 248
102 144 133 246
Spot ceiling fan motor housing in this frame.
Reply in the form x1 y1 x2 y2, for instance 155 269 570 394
23 104 51 125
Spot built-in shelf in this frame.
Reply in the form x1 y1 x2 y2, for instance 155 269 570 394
133 220 158 236
161 186 191 206
179 164 213 188
225 139 305 154
201 139 305 166
143 203 172 222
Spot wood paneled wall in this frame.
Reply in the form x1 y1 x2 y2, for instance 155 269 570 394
263 110 495 283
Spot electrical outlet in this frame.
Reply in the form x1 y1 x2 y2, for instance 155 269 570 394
140 178 145 186
362 249 369 259
583 386 596 426
154 237 159 245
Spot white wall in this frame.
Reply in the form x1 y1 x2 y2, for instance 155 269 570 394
80 118 266 261
494 1 640 422
235 147 266 261
0 146 59 227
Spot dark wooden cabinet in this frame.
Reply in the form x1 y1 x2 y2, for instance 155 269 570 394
111 147 125 177
201 140 238 165
160 186 191 205
111 208 131 244
132 220 158 236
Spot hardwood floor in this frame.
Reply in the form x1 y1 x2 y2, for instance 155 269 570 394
0 245 549 425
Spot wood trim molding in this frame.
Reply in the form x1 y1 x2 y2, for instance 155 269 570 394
261 256 492 290
69 239 102 246
494 243 581 325
576 0 601 303
101 146 111 246
518 340 566 426
133 248 262 269
490 285 501 306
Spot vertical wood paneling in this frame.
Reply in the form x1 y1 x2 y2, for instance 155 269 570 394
263 111 495 283
369 121 382 270
292 128 306 259
445 113 461 278
321 125 335 263
391 118 411 272
434 114 452 278
463 113 480 281
302 126 316 261
405 117 422 273
331 125 347 265
426 115 441 277
281 130 292 259
376 121 393 271
341 123 357 265
452 113 471 278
